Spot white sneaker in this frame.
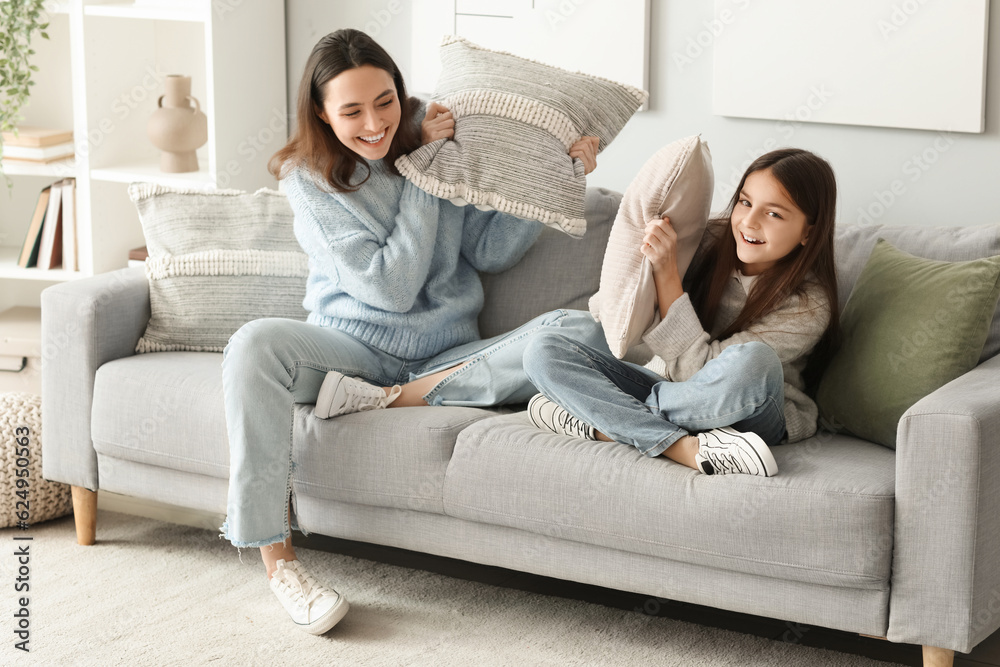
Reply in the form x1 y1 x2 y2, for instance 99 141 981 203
527 393 597 440
269 559 349 635
314 371 401 419
694 427 778 476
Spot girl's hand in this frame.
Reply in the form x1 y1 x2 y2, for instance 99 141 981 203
569 136 599 175
642 216 685 316
641 216 679 274
421 101 455 145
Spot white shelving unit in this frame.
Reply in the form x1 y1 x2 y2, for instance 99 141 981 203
0 0 287 314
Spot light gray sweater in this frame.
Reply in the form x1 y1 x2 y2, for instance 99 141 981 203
626 227 831 443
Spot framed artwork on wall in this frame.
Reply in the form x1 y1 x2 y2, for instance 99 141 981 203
409 0 650 105
712 0 990 133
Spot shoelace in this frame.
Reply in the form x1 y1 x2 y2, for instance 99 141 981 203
274 563 322 606
553 408 591 439
702 448 754 475
342 381 390 413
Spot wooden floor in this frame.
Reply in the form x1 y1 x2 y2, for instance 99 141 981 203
299 532 1000 667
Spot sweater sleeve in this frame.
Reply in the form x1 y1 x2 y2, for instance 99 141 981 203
643 286 830 382
460 207 543 273
286 172 440 314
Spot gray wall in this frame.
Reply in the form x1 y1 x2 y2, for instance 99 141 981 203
286 0 998 227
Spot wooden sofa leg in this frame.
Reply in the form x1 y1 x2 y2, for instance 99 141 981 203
71 486 97 545
923 646 954 667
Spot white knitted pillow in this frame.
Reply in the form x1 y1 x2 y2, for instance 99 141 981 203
396 36 647 239
129 184 309 353
589 136 714 358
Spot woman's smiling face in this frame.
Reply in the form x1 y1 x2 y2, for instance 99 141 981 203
317 64 401 160
730 168 811 276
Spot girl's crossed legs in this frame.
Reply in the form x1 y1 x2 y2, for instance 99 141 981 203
523 333 786 474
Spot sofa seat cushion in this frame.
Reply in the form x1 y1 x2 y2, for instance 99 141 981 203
92 352 230 478
93 353 502 516
443 414 896 590
292 405 503 515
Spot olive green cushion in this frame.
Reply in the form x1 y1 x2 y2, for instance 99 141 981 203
816 239 1000 449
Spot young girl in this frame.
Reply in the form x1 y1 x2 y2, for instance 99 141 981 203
221 29 604 635
521 148 839 476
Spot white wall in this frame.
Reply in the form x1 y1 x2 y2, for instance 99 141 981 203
285 0 999 227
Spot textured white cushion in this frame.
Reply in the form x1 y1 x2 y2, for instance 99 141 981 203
395 36 647 239
129 183 308 353
589 136 713 358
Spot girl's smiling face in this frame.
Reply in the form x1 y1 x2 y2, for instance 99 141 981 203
317 64 400 160
730 168 811 276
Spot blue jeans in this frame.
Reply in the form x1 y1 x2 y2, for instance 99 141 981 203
220 309 607 547
523 335 787 458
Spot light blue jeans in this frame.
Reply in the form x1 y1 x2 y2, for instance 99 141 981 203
220 309 607 548
523 334 787 458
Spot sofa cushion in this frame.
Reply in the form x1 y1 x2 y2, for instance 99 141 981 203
478 187 620 339
292 404 502 515
443 414 896 589
835 222 1000 363
92 352 230 479
92 352 502 515
395 36 646 238
817 239 1000 449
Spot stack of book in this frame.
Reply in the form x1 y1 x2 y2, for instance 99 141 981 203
1 127 74 164
16 178 78 271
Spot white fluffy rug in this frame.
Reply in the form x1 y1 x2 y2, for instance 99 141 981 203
0 511 899 666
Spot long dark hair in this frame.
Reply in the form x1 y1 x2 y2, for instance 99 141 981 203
268 29 422 191
689 148 841 393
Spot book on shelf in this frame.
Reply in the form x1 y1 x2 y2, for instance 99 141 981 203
2 126 73 148
2 142 75 163
16 186 52 268
35 179 64 270
2 127 75 164
60 178 78 272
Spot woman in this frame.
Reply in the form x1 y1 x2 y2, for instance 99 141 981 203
221 28 605 634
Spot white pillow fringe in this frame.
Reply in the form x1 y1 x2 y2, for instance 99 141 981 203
444 91 579 149
395 160 586 238
128 182 284 203
145 249 309 280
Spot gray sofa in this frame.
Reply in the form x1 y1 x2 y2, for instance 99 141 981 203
41 187 1000 667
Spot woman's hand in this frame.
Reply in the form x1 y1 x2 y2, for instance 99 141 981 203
569 136 599 175
642 216 685 316
421 101 454 145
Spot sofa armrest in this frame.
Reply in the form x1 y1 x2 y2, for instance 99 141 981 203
887 352 1000 653
41 266 150 490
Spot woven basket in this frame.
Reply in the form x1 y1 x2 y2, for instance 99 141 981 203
0 392 72 528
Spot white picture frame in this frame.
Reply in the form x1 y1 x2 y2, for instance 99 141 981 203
712 0 990 133
409 0 650 104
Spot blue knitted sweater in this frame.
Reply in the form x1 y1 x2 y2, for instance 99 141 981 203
282 159 543 360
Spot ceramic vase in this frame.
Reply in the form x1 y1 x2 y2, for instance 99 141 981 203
147 75 208 173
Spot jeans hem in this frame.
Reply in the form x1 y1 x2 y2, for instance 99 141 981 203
220 518 288 549
641 432 686 458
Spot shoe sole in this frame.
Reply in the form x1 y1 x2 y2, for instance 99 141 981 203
313 372 344 420
716 427 779 476
299 597 349 636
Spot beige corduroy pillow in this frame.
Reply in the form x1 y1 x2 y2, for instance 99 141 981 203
589 136 713 358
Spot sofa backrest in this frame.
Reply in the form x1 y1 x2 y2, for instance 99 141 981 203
834 222 1000 363
478 187 621 339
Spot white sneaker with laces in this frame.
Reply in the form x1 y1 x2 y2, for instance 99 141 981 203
269 559 349 635
314 371 402 419
694 427 778 476
527 393 597 440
